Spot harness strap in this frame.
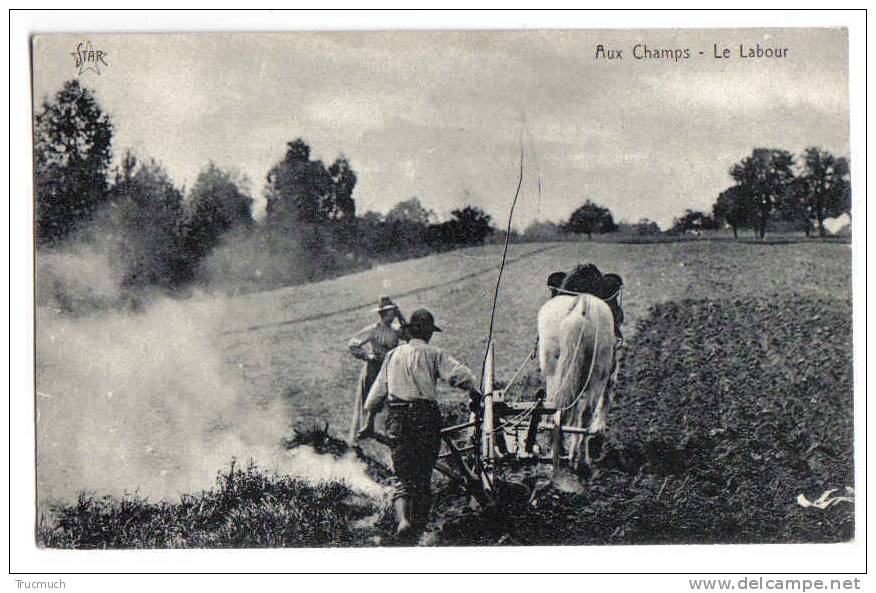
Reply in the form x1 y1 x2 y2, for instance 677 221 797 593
554 286 623 302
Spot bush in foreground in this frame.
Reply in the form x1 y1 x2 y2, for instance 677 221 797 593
38 459 383 549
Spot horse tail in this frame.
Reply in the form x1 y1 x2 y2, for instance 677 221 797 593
554 296 594 412
579 293 590 318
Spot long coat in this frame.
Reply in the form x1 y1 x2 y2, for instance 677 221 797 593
348 321 403 442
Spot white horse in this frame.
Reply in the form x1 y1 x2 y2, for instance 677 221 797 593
537 290 618 472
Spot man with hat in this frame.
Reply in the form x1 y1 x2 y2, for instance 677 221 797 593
347 295 408 443
358 308 481 537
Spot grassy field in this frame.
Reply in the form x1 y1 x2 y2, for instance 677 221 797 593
36 238 854 547
220 239 851 445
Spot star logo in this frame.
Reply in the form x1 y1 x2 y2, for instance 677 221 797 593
71 41 109 76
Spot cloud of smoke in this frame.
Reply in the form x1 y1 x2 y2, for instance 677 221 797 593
35 273 293 505
197 228 309 295
35 242 391 510
283 446 390 500
34 191 413 512
197 225 367 297
35 242 122 312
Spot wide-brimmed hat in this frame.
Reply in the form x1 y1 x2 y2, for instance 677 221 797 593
408 308 442 333
372 295 399 312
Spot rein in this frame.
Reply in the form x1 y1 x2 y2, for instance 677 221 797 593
553 286 623 302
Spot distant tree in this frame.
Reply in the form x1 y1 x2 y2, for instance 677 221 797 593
633 218 661 236
671 209 719 235
109 152 188 287
352 210 387 254
359 210 384 226
672 210 700 234
33 79 114 243
795 147 851 237
386 197 434 226
376 197 434 253
183 162 254 261
730 148 796 239
264 138 334 227
441 206 494 246
523 220 562 241
713 185 755 239
327 156 357 222
778 177 815 236
260 140 368 282
564 200 617 238
700 214 719 231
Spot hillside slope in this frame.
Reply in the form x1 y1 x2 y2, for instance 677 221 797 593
220 240 851 448
37 240 852 522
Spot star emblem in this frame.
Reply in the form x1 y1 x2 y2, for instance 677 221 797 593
71 40 109 76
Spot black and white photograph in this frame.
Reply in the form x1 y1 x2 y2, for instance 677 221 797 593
13 10 864 577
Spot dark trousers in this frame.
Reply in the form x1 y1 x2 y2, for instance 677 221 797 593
385 400 441 503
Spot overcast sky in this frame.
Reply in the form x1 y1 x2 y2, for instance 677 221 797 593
32 29 849 229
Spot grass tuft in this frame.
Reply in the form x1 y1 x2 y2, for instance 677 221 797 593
38 458 384 549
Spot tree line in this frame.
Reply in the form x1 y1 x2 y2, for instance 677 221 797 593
664 148 850 238
34 81 496 294
34 81 851 297
522 147 851 241
712 147 851 238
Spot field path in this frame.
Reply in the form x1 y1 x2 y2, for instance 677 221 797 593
221 243 561 335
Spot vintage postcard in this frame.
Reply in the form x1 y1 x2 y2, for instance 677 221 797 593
29 25 856 559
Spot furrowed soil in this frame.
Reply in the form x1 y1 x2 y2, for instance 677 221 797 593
36 240 854 547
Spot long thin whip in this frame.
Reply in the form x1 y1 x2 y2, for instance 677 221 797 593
480 144 525 387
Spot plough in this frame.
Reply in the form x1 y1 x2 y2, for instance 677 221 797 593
437 342 605 505
371 341 601 505
362 148 615 504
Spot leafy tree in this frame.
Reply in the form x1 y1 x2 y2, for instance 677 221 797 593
261 140 364 281
34 79 113 243
359 211 383 226
730 148 795 239
671 209 719 234
386 197 434 226
633 218 661 236
672 210 700 234
713 185 755 239
445 206 494 245
380 197 435 252
429 205 494 247
353 211 388 254
183 162 254 261
327 156 357 222
265 138 357 231
264 139 334 227
778 177 816 236
109 152 188 287
564 200 617 238
795 147 851 237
